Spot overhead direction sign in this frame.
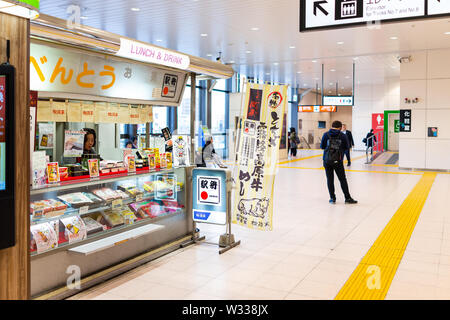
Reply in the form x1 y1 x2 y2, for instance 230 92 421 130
300 0 450 32
298 105 337 112
323 96 353 106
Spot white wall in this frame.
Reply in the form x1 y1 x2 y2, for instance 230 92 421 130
352 78 400 150
399 50 450 170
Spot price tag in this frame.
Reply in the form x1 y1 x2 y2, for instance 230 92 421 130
112 199 123 210
79 206 89 215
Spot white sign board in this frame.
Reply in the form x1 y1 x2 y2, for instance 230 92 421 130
323 96 353 106
301 0 446 32
197 176 221 206
116 38 190 70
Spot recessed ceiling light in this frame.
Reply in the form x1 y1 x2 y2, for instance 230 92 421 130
297 71 302 74
207 54 212 57
251 27 259 31
330 69 336 72
246 50 252 54
200 33 208 37
289 46 296 49
353 57 359 60
390 36 398 40
155 39 163 42
329 82 334 85
131 7 140 11
337 41 344 45
80 16 88 20
274 62 279 66
312 60 318 63
229 60 235 64
266 73 270 75
345 76 350 79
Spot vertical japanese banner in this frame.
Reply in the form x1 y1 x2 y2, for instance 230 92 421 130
232 82 288 231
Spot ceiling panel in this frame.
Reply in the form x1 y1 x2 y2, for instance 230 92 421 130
38 0 450 90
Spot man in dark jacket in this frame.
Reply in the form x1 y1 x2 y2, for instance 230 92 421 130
320 121 357 204
341 124 354 166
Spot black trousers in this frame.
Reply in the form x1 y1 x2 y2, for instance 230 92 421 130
324 161 351 200
290 148 297 157
344 149 351 163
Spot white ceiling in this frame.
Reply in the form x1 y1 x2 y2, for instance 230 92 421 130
38 0 450 93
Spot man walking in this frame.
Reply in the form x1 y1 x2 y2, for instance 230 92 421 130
341 124 354 166
320 121 358 204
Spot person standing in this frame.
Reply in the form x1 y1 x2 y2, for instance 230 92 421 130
364 129 377 155
320 121 357 204
341 124 354 166
289 127 300 158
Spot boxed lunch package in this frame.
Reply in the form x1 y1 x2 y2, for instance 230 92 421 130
30 223 59 253
30 199 68 220
60 216 87 244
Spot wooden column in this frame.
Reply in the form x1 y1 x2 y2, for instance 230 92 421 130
0 12 30 300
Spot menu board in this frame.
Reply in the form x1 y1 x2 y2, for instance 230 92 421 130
0 75 6 191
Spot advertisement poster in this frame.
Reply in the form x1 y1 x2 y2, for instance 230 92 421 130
64 130 85 157
173 135 190 167
47 162 60 183
88 159 100 178
31 151 47 188
38 122 54 149
232 82 288 231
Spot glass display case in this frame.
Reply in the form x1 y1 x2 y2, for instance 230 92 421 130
29 167 186 257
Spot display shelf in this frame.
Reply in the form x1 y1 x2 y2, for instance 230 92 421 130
30 208 184 258
30 167 181 196
68 224 165 256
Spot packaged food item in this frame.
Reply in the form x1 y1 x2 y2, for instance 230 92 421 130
47 162 60 183
161 199 185 213
58 192 93 208
30 223 58 253
59 167 69 180
160 154 167 169
166 152 173 169
66 164 89 177
138 202 166 218
82 216 104 235
101 210 124 227
92 188 122 201
118 183 143 198
143 181 155 193
30 199 68 219
120 209 137 225
60 216 87 244
115 189 130 199
81 192 103 205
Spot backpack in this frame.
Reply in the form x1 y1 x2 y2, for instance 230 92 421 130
325 133 342 165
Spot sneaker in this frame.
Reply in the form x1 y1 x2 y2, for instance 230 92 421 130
329 198 336 204
345 198 358 204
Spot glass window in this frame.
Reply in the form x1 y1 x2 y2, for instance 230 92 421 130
177 86 200 136
211 91 226 134
152 107 168 134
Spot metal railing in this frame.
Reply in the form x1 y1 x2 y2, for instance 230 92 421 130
298 136 311 149
365 131 384 164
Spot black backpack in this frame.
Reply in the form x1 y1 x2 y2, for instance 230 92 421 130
325 133 342 165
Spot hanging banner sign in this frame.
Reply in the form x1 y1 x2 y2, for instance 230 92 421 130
400 109 412 132
116 38 190 70
300 0 449 32
30 42 188 105
232 83 288 231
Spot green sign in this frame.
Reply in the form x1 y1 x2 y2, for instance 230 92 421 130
394 120 400 133
18 0 40 10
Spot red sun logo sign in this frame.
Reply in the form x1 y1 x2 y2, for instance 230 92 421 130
201 191 208 200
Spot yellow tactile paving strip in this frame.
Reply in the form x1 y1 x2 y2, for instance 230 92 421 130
335 172 437 300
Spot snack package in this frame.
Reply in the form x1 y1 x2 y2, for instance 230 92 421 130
59 167 69 180
120 209 137 225
138 202 167 218
128 200 153 213
82 216 104 235
81 192 103 205
161 199 185 213
101 210 125 227
30 199 68 220
58 192 93 208
60 216 87 244
115 189 130 199
92 188 122 201
30 223 58 253
143 181 155 193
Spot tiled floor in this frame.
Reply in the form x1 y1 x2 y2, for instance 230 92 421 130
67 150 450 300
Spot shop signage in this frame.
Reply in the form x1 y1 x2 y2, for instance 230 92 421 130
400 109 412 132
233 83 288 231
298 105 337 112
116 38 190 70
30 42 188 104
323 95 353 106
394 119 400 133
300 0 449 32
192 168 227 225
372 113 384 132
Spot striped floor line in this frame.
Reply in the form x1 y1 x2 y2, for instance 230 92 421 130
334 172 437 300
278 166 423 175
278 154 322 165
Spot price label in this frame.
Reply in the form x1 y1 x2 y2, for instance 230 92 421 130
112 199 123 210
79 206 89 215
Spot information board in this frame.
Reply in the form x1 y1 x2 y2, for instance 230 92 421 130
192 168 227 225
400 109 412 132
323 95 353 106
300 0 450 32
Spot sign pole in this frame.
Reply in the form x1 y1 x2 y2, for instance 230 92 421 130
219 179 241 254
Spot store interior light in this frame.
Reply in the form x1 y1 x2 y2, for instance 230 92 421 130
131 7 140 11
390 36 398 40
445 32 450 35
337 41 344 45
200 33 208 37
289 46 296 49
0 0 39 19
251 27 259 31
